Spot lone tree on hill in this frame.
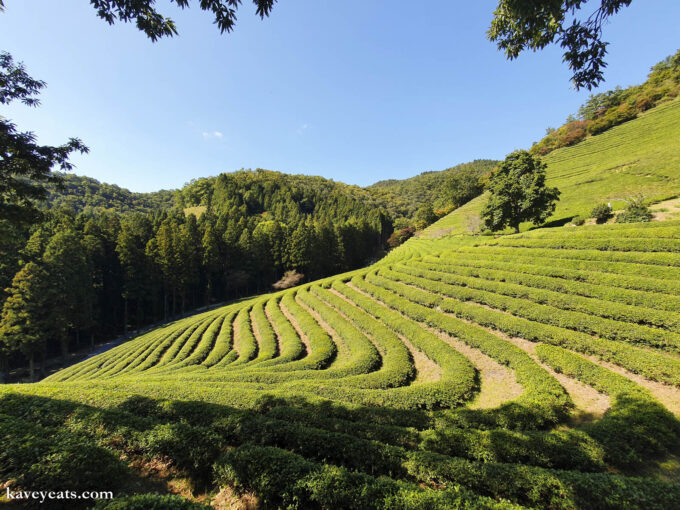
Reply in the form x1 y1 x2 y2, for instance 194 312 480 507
481 150 560 234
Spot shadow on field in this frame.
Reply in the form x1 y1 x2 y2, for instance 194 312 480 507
1 390 680 509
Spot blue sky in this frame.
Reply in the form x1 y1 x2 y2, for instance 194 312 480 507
2 1 679 192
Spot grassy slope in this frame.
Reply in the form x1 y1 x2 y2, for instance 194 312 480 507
420 98 680 240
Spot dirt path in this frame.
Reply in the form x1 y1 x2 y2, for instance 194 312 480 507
448 298 680 417
580 351 680 416
264 301 285 359
231 312 243 360
249 308 266 359
346 281 522 406
278 300 310 356
473 322 611 422
379 274 612 419
327 287 442 384
295 293 351 367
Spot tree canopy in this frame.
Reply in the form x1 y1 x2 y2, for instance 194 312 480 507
0 52 88 225
481 150 560 233
489 1 633 90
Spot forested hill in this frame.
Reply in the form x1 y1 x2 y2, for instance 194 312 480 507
176 169 388 224
367 160 498 222
43 173 175 214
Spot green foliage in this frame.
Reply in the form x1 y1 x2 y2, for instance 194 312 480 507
0 262 50 380
0 52 88 225
414 201 437 230
616 196 653 223
421 99 680 240
481 150 560 233
591 203 613 223
92 494 208 510
43 173 174 215
489 1 634 90
83 0 276 41
367 160 498 224
571 215 585 226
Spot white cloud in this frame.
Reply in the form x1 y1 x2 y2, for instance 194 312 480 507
296 123 309 135
202 130 223 139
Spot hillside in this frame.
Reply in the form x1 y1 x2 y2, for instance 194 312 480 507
367 160 498 222
43 173 176 214
417 97 680 240
3 218 678 509
2 99 680 509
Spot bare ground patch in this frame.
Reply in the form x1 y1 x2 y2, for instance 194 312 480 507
230 312 243 361
438 303 611 421
651 197 680 222
346 281 520 405
249 308 266 359
454 299 680 416
579 351 680 416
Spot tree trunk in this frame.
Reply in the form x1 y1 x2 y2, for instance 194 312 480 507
90 332 95 351
123 298 128 335
40 349 46 378
514 225 520 234
60 336 69 366
164 292 168 321
28 352 35 383
0 354 7 384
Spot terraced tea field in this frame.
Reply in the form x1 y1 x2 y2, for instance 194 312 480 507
3 219 680 509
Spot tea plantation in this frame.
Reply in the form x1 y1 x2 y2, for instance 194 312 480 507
2 102 680 510
1 217 679 509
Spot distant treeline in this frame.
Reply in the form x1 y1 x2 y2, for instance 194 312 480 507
1 165 497 377
367 160 498 227
533 49 680 156
43 173 175 214
0 170 394 377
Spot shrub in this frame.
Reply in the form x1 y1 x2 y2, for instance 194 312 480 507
571 215 585 226
590 203 612 223
616 197 652 223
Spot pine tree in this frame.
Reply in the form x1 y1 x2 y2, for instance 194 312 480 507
43 229 93 363
202 220 222 305
116 214 152 332
0 262 50 381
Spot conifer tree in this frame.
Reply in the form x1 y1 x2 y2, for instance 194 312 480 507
0 262 50 381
